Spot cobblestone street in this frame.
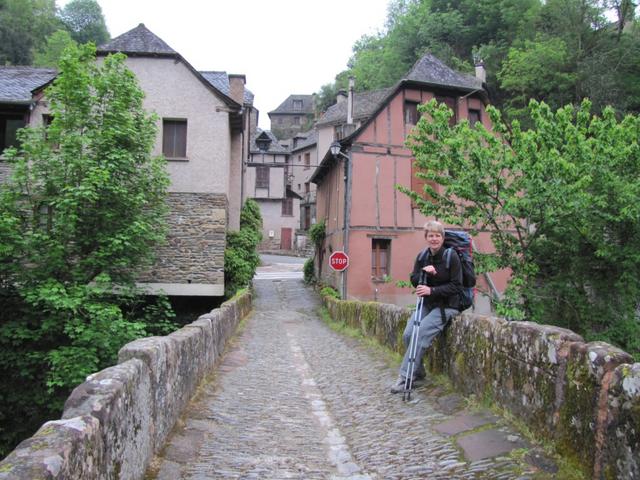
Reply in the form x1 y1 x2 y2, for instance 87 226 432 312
146 278 556 479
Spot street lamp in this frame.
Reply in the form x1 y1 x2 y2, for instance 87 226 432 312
330 141 348 159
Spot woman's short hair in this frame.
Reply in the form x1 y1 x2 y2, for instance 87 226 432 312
423 220 445 236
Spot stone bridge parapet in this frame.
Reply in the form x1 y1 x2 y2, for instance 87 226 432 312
0 290 252 480
323 296 640 480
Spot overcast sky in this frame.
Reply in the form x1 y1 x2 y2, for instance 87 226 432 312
58 0 391 129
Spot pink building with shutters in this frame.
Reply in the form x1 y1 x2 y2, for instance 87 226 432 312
311 55 509 308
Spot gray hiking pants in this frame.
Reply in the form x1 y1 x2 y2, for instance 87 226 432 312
399 306 459 380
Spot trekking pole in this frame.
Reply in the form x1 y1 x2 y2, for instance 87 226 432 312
403 272 425 402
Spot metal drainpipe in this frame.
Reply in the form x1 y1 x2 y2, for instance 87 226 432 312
342 148 353 300
240 109 247 206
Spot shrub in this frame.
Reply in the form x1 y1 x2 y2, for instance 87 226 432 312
224 200 263 297
320 286 340 299
303 258 315 284
308 220 325 248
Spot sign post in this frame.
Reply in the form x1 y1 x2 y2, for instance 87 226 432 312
329 251 349 272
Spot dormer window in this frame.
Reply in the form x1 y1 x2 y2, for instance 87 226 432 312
293 99 303 111
256 138 270 151
256 132 272 151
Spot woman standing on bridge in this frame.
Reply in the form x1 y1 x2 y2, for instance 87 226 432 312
390 220 463 394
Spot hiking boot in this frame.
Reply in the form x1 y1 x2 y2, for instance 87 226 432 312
390 376 425 394
390 377 407 394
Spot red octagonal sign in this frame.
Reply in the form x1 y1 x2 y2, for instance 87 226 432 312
329 251 349 272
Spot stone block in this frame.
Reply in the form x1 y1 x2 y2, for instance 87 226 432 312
166 327 207 411
431 313 503 399
489 321 584 436
457 428 528 462
374 303 409 354
186 318 215 371
62 359 153 479
602 362 640 479
118 336 181 451
0 416 102 480
556 342 634 474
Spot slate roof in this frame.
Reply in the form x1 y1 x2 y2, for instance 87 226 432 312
97 24 242 110
316 53 483 128
316 88 391 127
291 129 317 152
250 129 289 154
405 53 482 91
0 67 57 104
268 94 315 115
97 23 177 56
200 71 254 106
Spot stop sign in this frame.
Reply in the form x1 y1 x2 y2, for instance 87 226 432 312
329 251 349 272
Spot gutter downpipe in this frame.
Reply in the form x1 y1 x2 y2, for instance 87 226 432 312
342 147 353 300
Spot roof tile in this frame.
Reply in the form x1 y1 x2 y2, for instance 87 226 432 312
97 23 177 55
0 66 57 103
268 94 315 115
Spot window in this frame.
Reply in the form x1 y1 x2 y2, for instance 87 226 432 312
282 197 293 216
292 99 303 111
435 96 457 126
304 152 310 170
404 101 419 125
468 109 481 126
1 115 26 153
372 239 391 279
162 119 187 158
256 165 269 188
278 117 283 125
293 116 301 125
411 159 438 207
305 182 310 194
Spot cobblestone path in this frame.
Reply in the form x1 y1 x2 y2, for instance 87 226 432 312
146 279 556 479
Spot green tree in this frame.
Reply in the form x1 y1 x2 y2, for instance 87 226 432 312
59 0 109 45
0 0 59 65
0 43 171 455
33 29 77 67
498 36 576 121
224 199 262 297
401 98 640 358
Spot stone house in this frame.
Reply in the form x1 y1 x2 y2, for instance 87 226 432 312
245 129 301 251
0 66 57 180
268 94 315 139
0 24 254 298
288 130 318 233
311 54 506 306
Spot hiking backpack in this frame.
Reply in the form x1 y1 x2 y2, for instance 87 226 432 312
419 230 476 311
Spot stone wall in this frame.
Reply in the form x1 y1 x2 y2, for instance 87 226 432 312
0 159 12 183
0 290 252 480
137 192 227 286
323 296 640 480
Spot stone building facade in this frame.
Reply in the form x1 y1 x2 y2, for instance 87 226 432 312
0 25 254 297
95 24 253 296
135 193 227 294
268 94 315 140
244 129 301 251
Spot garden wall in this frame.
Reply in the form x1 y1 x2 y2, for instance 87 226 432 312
323 295 640 480
0 291 252 480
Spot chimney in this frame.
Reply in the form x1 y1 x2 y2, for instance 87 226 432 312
228 74 246 105
347 76 355 124
336 89 347 104
474 60 486 83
